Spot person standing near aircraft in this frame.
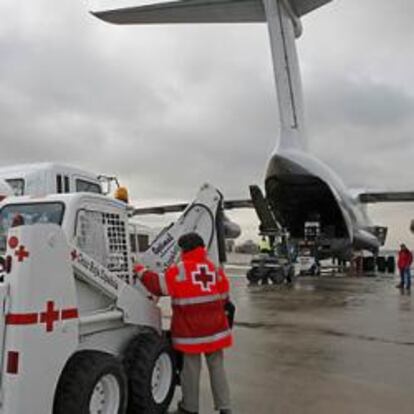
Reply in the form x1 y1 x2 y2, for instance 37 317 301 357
135 232 233 414
397 244 412 291
259 236 271 254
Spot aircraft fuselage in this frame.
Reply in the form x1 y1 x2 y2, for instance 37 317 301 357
265 150 381 260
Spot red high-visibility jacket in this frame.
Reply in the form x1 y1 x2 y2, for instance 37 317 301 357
398 249 413 270
136 247 232 354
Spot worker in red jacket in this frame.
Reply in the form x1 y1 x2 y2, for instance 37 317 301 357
135 232 233 414
397 244 412 290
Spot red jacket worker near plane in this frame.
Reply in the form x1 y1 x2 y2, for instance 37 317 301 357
135 232 233 414
397 244 412 290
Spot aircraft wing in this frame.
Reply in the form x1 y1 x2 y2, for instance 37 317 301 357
131 199 252 216
91 0 333 25
358 192 414 204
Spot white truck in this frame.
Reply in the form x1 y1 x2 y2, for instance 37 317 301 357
0 182 232 414
0 162 157 264
0 163 103 197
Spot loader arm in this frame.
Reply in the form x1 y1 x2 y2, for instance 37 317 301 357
71 244 162 331
136 183 241 272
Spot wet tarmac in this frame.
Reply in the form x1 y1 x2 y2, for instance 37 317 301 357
169 270 414 413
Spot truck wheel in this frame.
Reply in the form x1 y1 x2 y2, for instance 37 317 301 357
269 270 285 285
247 268 260 285
376 256 386 273
363 256 375 273
53 351 127 414
286 265 295 284
386 256 396 274
124 332 176 414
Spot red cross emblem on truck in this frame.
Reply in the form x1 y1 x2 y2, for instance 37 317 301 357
192 265 216 292
15 245 29 262
6 302 78 333
71 249 79 261
40 301 60 332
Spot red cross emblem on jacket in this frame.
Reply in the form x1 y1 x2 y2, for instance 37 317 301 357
137 246 232 354
192 265 216 292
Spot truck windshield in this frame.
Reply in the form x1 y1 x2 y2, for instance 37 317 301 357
5 178 25 196
0 203 64 253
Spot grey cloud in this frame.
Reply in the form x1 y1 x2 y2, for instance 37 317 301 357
1 0 414 245
306 77 414 128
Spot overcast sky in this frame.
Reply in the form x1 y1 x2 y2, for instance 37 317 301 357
1 0 414 247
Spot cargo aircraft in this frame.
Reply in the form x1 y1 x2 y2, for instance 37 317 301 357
91 0 414 262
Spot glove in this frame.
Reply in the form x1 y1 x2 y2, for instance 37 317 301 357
224 300 236 328
134 263 146 278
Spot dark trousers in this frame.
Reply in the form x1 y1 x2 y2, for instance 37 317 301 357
399 267 411 288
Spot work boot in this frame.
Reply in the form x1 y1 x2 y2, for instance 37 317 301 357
396 283 404 289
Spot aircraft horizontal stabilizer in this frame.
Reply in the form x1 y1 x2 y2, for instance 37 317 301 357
92 0 333 25
290 0 332 17
358 192 414 203
92 0 266 24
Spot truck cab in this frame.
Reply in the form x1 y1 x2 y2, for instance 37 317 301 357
0 163 161 268
0 163 102 197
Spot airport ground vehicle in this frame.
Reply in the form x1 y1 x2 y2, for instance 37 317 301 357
247 254 294 285
0 182 230 414
0 163 102 197
0 162 157 263
297 224 320 276
246 234 295 285
297 253 319 276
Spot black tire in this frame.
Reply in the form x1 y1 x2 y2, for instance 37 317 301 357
386 256 396 274
363 257 375 272
260 267 270 285
53 351 127 414
124 332 177 414
269 269 285 285
376 256 386 273
247 268 261 285
286 265 295 284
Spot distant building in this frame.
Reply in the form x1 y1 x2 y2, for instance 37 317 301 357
225 239 235 253
235 240 259 255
